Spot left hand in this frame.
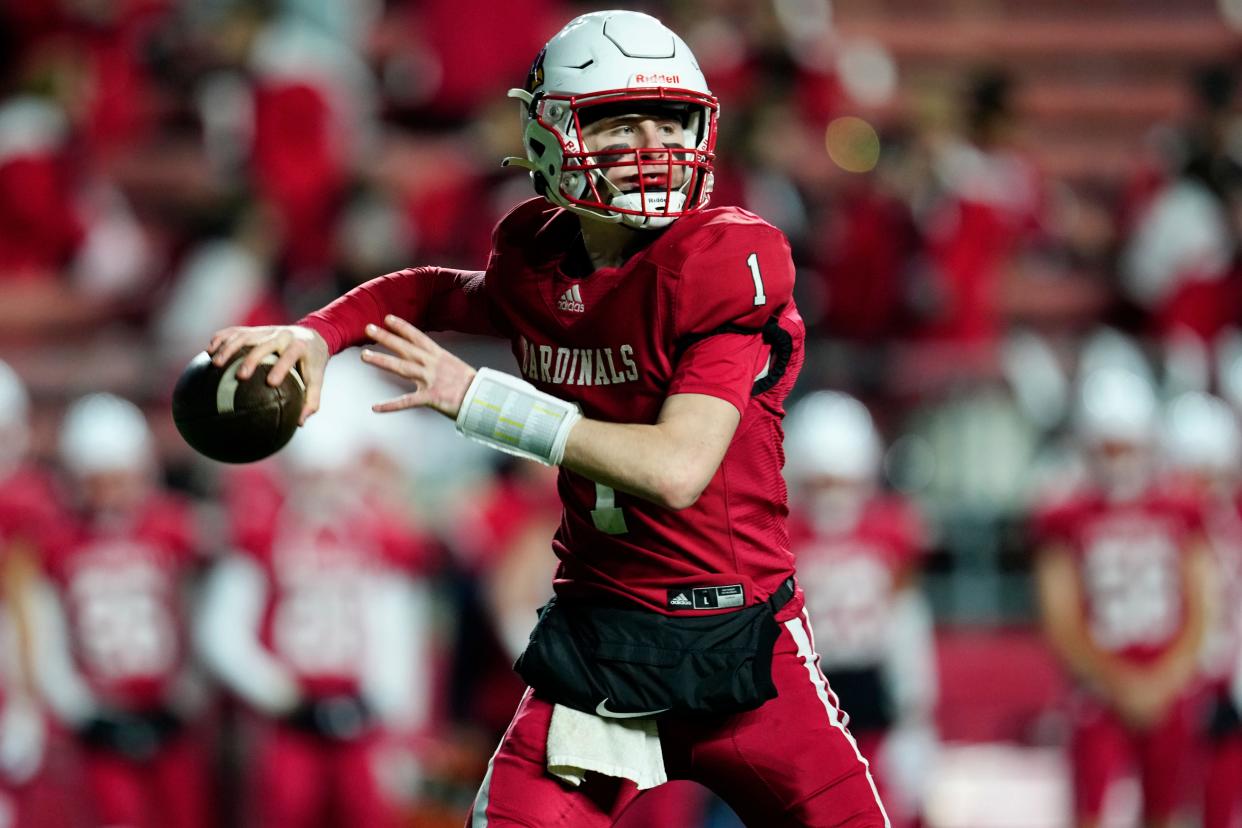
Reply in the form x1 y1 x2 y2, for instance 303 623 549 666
362 315 476 419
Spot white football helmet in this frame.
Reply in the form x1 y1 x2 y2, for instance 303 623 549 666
1074 368 1158 446
784 391 883 482
0 359 30 476
1164 391 1241 476
503 10 718 229
59 394 154 477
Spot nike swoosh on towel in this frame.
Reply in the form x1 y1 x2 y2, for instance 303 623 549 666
595 699 670 719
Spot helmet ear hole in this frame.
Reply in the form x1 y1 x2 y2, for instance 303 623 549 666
532 172 550 196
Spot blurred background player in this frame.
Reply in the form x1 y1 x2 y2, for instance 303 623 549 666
1033 368 1212 828
1162 391 1242 828
448 459 560 738
0 360 52 826
784 391 938 828
30 393 210 828
197 359 435 828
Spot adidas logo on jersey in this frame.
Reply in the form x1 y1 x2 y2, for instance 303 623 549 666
668 591 693 608
557 284 585 313
666 584 745 611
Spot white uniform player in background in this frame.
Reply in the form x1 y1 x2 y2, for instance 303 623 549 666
196 358 436 828
784 392 939 828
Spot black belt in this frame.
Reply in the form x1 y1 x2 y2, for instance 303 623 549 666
766 576 796 612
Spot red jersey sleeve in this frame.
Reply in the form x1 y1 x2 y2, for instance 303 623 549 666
1160 491 1207 543
667 217 796 414
668 333 768 416
298 267 504 355
880 496 927 569
371 506 436 576
673 218 796 336
221 466 285 558
1030 497 1081 550
144 495 197 562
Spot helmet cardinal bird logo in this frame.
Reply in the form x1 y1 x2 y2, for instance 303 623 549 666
526 48 546 93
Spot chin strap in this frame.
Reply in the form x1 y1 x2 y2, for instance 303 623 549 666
500 156 539 173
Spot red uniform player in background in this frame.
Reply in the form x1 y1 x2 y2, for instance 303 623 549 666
1034 369 1212 828
30 394 210 828
1162 391 1242 828
784 391 938 828
198 359 436 828
450 460 561 734
0 361 54 827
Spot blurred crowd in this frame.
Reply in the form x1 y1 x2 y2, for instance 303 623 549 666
3 0 1242 825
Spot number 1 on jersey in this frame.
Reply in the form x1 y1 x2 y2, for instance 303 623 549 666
747 252 766 306
591 482 628 535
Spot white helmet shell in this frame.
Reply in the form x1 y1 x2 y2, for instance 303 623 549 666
784 391 883 482
282 357 420 475
1164 391 1241 474
1074 368 1158 445
0 359 30 474
504 10 718 229
59 394 154 477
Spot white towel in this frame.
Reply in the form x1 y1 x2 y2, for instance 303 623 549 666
545 704 667 790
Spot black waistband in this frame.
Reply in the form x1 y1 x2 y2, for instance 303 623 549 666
766 577 796 612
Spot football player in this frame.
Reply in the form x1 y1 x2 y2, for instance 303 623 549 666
196 364 434 828
1034 369 1212 828
784 392 937 828
31 394 210 828
208 10 888 827
0 361 53 819
1161 392 1242 828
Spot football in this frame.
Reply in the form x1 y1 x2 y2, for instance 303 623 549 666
172 349 304 463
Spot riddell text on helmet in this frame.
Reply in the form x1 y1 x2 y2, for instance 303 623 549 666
630 73 680 86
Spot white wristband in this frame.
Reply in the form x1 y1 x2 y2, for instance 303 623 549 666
455 368 582 466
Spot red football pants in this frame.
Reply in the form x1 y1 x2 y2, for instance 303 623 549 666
467 608 889 827
611 780 710 828
82 735 210 828
253 725 396 828
1070 696 1194 823
1204 730 1242 828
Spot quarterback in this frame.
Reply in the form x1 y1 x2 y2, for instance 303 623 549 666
210 11 888 827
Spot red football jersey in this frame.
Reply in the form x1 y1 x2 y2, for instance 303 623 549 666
1033 487 1203 664
228 471 431 697
790 496 925 667
304 199 806 617
41 494 197 709
1196 490 1242 682
0 465 59 552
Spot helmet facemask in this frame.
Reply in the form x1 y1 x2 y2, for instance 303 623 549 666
506 86 718 229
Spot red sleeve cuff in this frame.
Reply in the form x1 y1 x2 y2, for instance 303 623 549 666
665 382 750 417
297 314 345 356
668 332 765 417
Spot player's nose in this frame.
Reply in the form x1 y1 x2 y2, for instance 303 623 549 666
636 119 667 148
